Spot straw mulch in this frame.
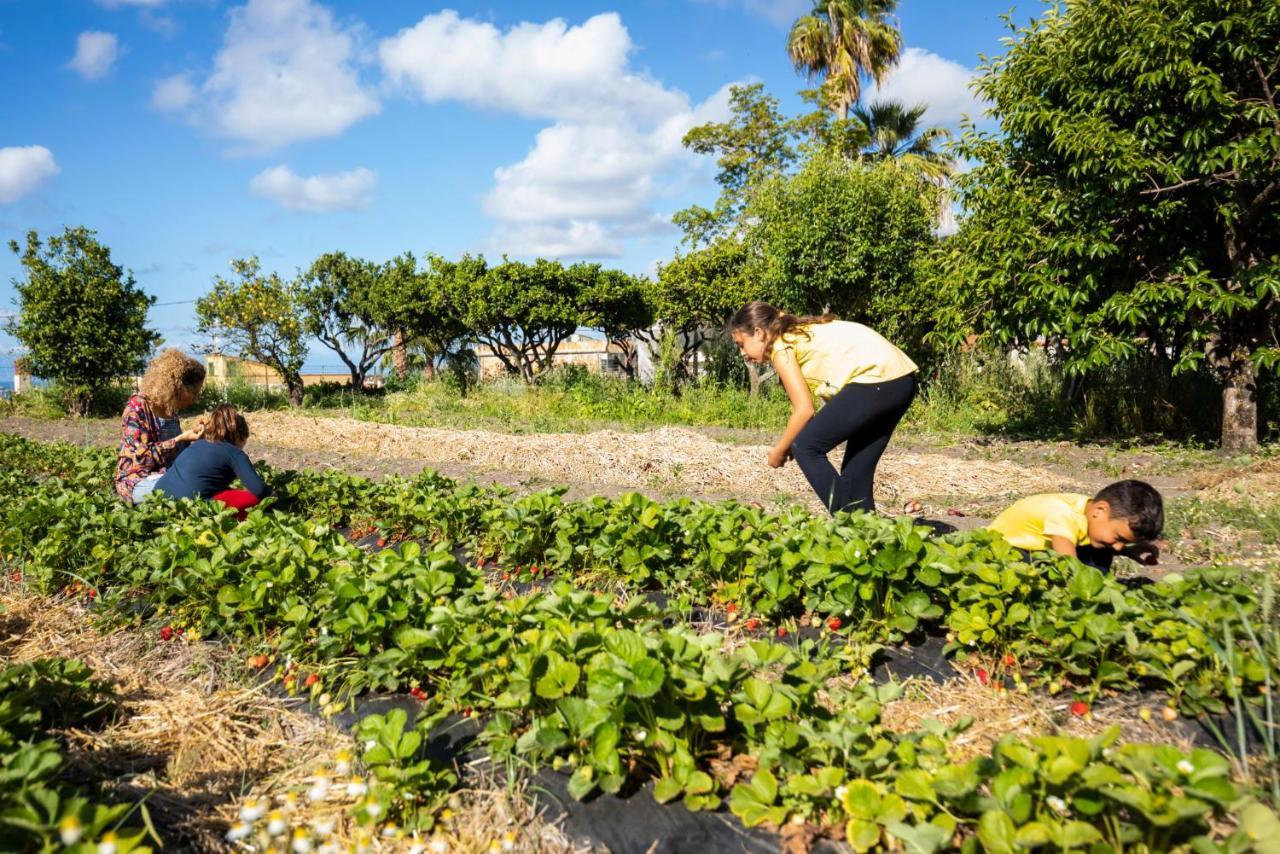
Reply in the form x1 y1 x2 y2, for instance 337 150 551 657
0 591 584 853
882 675 1197 763
248 414 1078 509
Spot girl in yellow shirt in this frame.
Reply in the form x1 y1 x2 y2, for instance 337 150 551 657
729 301 918 514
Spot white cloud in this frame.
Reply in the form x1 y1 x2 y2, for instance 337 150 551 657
152 73 195 111
868 47 983 128
493 221 622 259
249 165 376 212
382 11 736 258
0 146 59 205
68 31 120 80
199 0 378 150
380 12 685 125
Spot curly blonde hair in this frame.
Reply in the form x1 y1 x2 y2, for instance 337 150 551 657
138 349 205 414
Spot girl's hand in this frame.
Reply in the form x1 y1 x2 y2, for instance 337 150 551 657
767 446 790 468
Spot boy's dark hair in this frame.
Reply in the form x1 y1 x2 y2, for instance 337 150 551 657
1094 479 1163 540
204 403 249 445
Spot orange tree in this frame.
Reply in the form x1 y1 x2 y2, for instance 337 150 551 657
297 251 395 392
196 257 307 406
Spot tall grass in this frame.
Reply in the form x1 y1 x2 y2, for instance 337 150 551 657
908 346 1241 443
337 366 791 434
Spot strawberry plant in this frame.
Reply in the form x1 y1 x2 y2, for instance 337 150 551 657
0 658 152 853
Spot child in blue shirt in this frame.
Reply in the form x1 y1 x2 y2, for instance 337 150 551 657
154 404 268 518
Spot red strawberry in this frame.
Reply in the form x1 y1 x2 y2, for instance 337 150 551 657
10 571 20 583
248 654 269 669
376 538 386 547
827 617 842 631
531 565 539 575
1071 701 1090 717
976 668 990 686
745 618 761 631
726 603 738 613
409 687 427 701
502 571 510 581
305 674 320 688
88 589 97 599
1003 654 1017 667
159 626 174 642
776 627 788 638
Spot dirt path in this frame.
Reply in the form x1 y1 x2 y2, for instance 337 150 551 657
2 413 1086 519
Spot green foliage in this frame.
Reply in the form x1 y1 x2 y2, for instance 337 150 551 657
675 83 797 246
437 255 597 383
943 0 1280 450
4 432 1280 846
786 0 902 119
578 269 653 378
851 100 951 178
6 227 159 416
338 370 790 433
378 252 471 378
196 257 308 406
745 154 939 347
653 238 760 377
298 252 395 391
0 658 152 853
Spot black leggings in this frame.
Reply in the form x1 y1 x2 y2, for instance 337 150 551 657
790 374 916 515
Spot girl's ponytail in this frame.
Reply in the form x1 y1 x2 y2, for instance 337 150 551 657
728 301 836 352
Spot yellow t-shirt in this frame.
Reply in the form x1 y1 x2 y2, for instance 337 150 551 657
988 493 1091 551
772 321 917 400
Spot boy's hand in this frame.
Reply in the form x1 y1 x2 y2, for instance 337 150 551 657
1124 541 1162 566
767 446 790 468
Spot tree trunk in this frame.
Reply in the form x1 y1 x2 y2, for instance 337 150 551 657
392 329 408 379
286 374 305 407
747 362 761 397
68 388 91 418
1220 356 1258 452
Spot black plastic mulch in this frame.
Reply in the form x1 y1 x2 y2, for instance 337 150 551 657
318 532 1275 849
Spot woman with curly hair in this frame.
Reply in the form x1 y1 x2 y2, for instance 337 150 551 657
114 349 207 504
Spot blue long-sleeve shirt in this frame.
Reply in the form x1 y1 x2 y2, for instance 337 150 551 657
154 439 269 500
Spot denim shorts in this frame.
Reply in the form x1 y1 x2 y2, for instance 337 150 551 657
131 473 163 503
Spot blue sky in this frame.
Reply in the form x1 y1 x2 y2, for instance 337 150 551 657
0 0 1030 371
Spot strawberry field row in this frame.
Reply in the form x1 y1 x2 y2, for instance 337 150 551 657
1 433 1278 851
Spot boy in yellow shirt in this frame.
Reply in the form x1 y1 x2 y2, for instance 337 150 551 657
988 479 1164 570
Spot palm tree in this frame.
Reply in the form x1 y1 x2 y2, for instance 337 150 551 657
787 1 902 119
851 100 952 177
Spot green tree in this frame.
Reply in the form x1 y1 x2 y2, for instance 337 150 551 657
196 257 307 406
579 268 654 379
654 239 761 385
675 84 797 246
744 153 939 347
7 227 159 416
851 100 951 177
298 252 395 392
442 256 590 383
381 252 470 380
945 0 1280 450
787 0 902 119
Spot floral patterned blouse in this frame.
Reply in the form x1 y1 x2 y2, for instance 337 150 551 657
114 394 187 503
